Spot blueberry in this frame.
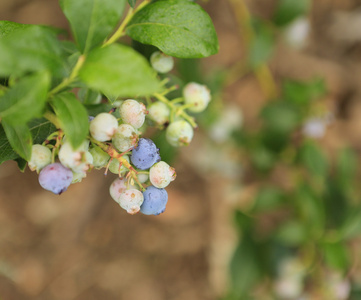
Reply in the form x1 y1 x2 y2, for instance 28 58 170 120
28 144 52 172
119 99 146 129
148 101 170 125
183 82 211 113
140 186 168 215
150 51 174 74
130 138 161 170
38 163 73 195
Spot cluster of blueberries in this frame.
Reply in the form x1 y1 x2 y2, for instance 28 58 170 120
28 51 211 216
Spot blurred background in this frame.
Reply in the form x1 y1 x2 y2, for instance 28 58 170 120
1 0 361 299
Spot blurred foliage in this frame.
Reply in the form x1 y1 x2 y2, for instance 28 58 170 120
203 0 361 299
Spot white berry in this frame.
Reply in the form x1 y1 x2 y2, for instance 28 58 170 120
119 99 146 129
183 82 211 113
28 144 52 172
150 51 174 73
90 113 118 142
166 120 194 147
112 124 138 152
149 161 176 188
58 140 91 173
119 189 144 215
148 101 170 125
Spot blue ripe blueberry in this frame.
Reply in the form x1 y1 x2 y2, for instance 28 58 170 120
140 186 168 215
38 163 73 195
130 138 161 170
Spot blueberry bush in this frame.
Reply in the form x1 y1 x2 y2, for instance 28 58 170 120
194 0 361 299
0 0 218 215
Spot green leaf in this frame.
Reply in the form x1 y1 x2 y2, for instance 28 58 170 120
0 26 66 77
2 121 32 161
336 148 357 189
273 0 310 27
251 146 275 173
229 232 262 298
282 78 325 106
79 44 161 97
128 0 137 8
0 72 50 125
301 142 329 177
261 103 299 134
252 187 285 212
60 0 126 53
50 93 89 149
276 220 308 246
248 18 275 68
85 103 114 117
78 88 102 104
0 119 56 166
323 242 350 271
0 21 31 39
296 185 325 238
126 0 219 58
340 208 361 240
15 158 27 172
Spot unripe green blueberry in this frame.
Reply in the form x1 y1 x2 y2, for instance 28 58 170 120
71 170 87 184
138 173 149 184
150 51 174 73
90 112 118 142
166 120 194 147
28 144 52 172
149 161 176 188
183 82 211 113
119 99 146 129
89 146 110 169
108 155 130 175
148 102 170 125
112 124 139 152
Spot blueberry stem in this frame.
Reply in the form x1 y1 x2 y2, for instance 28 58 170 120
48 55 85 97
90 137 145 191
51 130 64 163
103 0 150 47
171 98 183 104
153 92 197 128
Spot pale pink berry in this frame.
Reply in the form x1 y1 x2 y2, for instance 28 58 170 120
119 99 146 129
109 177 136 204
118 189 144 214
112 124 139 152
149 161 176 188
